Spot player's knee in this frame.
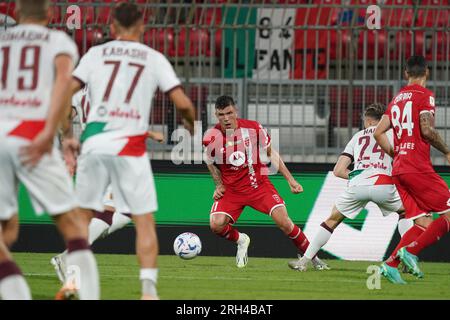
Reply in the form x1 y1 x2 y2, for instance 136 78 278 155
210 215 227 234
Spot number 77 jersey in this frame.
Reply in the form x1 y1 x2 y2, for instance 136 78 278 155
73 40 180 156
385 84 436 176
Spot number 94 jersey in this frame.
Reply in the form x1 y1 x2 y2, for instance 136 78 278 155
342 126 394 187
385 84 435 176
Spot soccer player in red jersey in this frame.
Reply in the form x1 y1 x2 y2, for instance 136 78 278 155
203 96 329 269
375 55 450 282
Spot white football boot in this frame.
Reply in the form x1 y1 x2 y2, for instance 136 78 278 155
236 233 250 268
50 253 67 284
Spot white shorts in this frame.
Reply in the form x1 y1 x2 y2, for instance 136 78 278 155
335 184 402 219
101 185 131 213
75 153 157 215
0 138 77 220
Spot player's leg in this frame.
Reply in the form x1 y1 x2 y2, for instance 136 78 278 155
209 195 248 267
1 214 19 248
0 147 31 299
109 155 159 299
39 152 104 299
132 213 159 300
270 206 330 271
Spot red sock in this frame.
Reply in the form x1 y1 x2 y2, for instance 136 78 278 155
407 215 450 256
216 224 240 242
288 225 310 255
386 224 425 267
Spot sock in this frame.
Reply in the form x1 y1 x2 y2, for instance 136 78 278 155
385 224 425 268
304 222 333 260
407 215 450 256
215 224 240 242
108 212 132 235
236 233 247 245
0 261 31 300
288 225 310 255
88 218 110 245
140 268 158 297
397 217 414 237
65 239 100 300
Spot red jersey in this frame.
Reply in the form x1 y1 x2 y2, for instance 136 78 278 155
203 119 271 193
385 84 435 175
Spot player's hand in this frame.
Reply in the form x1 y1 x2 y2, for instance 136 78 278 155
289 180 303 194
19 129 54 168
148 131 164 143
62 137 80 176
213 185 226 200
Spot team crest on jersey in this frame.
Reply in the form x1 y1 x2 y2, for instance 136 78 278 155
229 151 246 167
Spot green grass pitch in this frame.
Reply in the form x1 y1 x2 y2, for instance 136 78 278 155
13 252 450 300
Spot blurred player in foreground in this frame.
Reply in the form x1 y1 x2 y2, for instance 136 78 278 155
61 2 195 299
375 55 450 282
0 0 99 299
203 95 329 270
51 84 165 285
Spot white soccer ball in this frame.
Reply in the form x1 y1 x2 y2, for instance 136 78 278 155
173 232 202 260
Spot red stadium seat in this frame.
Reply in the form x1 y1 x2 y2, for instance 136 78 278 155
0 1 16 21
175 28 210 57
74 28 103 54
416 0 450 27
380 0 414 27
358 30 387 60
49 0 62 25
329 29 351 60
143 28 175 56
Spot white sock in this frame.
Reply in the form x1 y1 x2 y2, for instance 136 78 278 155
304 224 333 259
88 218 110 245
108 212 132 235
140 268 158 297
236 233 247 245
66 250 100 300
397 218 414 237
0 275 31 300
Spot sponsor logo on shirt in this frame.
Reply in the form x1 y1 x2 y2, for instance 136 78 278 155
229 151 246 167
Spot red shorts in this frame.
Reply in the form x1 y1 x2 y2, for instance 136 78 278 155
210 183 285 224
393 172 450 220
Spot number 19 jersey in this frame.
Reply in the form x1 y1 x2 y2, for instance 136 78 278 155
342 126 394 187
385 84 435 175
73 40 180 156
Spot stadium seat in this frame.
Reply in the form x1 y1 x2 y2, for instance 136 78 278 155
49 1 62 25
74 28 103 54
380 0 414 27
416 0 450 28
143 28 175 56
0 1 16 20
175 28 210 57
329 29 351 60
357 30 387 60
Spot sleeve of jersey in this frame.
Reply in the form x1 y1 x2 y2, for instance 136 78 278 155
341 136 355 163
257 123 271 149
54 32 79 66
418 94 436 115
155 53 181 93
72 50 92 87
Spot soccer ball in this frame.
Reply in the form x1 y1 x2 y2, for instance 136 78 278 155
173 232 202 260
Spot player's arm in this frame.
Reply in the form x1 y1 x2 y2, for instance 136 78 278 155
20 55 75 167
333 155 352 180
168 87 195 135
207 163 225 200
374 115 395 158
147 130 164 143
267 146 303 194
420 111 450 163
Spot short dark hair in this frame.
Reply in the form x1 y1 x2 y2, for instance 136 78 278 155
405 55 428 78
17 0 49 20
113 2 143 28
364 103 385 120
215 95 235 110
